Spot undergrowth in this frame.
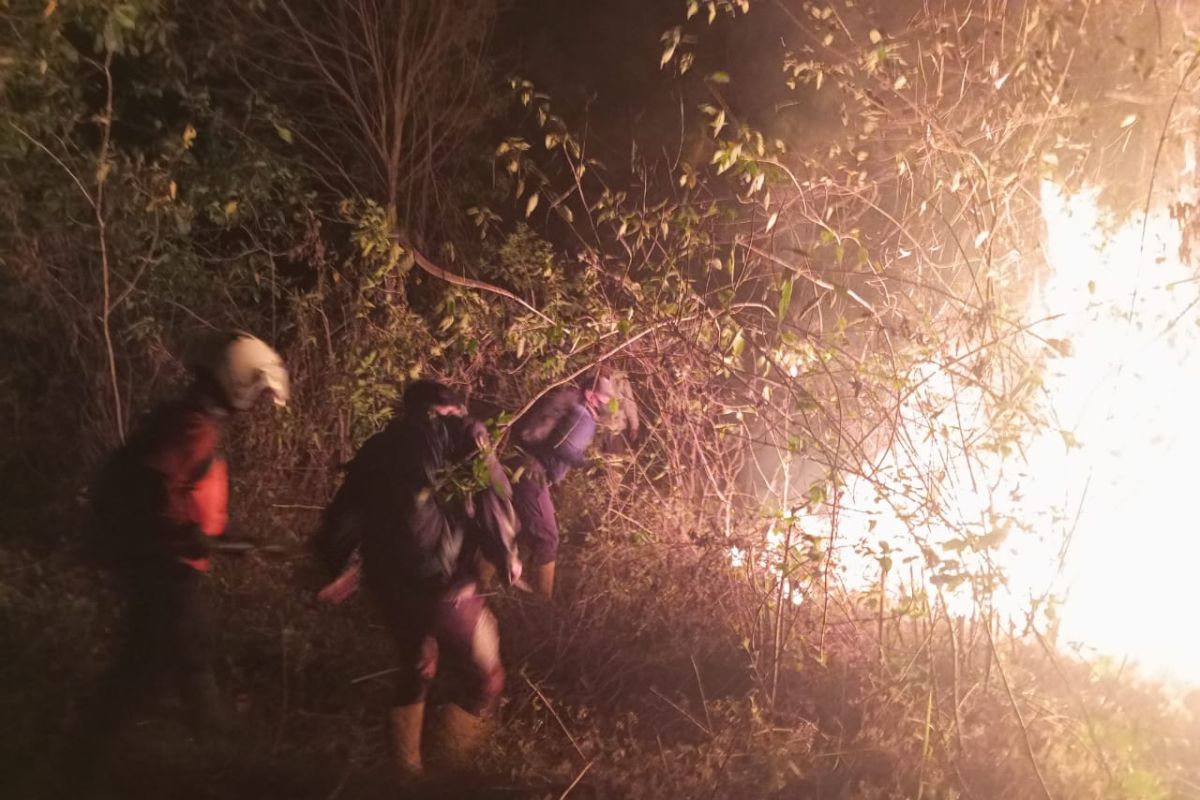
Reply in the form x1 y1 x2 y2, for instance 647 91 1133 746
1 486 1197 800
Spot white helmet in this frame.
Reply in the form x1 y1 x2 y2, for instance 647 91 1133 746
200 332 290 411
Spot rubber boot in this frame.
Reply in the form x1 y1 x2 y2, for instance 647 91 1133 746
531 561 556 599
389 703 426 781
430 703 487 773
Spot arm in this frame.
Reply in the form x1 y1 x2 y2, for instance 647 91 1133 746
466 423 522 586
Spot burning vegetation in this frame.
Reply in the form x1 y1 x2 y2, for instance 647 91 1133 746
2 0 1200 797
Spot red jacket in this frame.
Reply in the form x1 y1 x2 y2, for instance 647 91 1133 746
139 402 228 571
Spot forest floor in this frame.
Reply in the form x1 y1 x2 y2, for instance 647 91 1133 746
3 498 1199 800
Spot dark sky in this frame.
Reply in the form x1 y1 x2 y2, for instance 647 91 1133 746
496 0 847 168
500 0 681 131
498 0 1192 215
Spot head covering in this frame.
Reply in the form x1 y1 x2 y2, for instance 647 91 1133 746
403 379 464 410
194 332 289 411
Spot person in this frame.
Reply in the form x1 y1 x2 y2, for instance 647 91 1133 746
595 369 640 455
507 370 614 598
67 332 289 779
331 380 520 781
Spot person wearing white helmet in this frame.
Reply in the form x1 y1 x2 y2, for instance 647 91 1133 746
66 332 289 783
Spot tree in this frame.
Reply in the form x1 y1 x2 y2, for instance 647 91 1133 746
211 0 516 280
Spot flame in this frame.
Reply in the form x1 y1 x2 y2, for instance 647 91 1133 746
1031 180 1200 684
744 180 1200 685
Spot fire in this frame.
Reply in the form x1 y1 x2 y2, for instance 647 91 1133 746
746 180 1200 685
1031 180 1200 684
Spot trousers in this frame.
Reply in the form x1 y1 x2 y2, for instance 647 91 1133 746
366 574 504 716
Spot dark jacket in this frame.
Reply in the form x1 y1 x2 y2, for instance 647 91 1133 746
313 423 401 573
359 410 517 588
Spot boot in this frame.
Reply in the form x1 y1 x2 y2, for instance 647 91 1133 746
389 703 426 781
430 703 487 772
531 561 556 598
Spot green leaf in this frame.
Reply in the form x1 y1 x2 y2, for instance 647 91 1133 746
707 71 731 84
113 4 137 30
777 277 794 319
274 124 294 144
660 26 681 69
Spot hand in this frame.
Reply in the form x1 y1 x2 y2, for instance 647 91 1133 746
317 561 361 605
507 553 523 587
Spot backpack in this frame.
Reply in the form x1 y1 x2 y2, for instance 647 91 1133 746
512 387 581 450
312 426 401 575
85 433 160 567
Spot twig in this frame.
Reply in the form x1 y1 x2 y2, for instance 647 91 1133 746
984 620 1053 800
1030 626 1115 786
405 242 556 325
945 610 966 755
7 122 95 207
606 506 660 539
771 517 793 709
917 681 934 800
1139 48 1200 251
349 666 400 685
323 757 355 800
557 759 595 800
690 654 713 732
95 51 124 442
271 503 326 510
650 686 712 737
523 673 587 762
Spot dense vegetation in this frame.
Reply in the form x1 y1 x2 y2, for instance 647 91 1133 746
3 0 1199 797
